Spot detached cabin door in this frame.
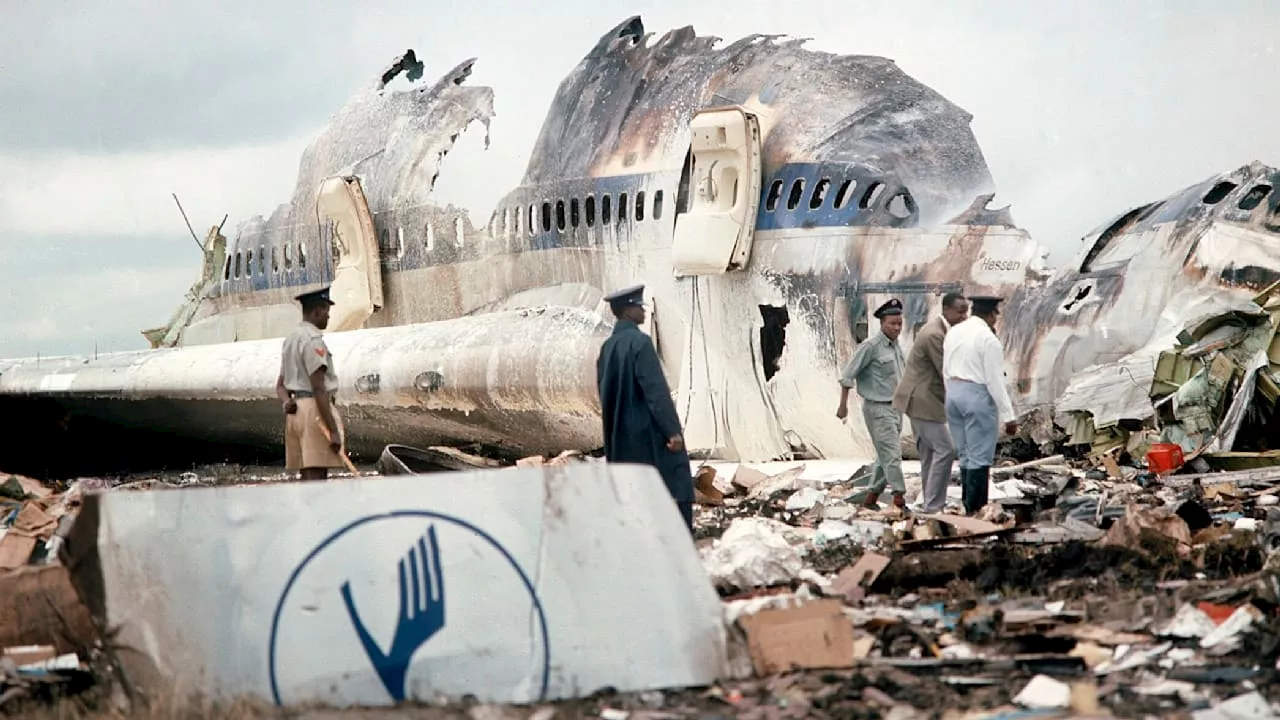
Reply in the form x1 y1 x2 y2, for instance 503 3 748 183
671 108 763 277
316 175 385 332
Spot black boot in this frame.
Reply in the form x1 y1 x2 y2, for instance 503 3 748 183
965 466 991 515
959 468 971 512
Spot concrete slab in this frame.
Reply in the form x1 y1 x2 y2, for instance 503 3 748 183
63 463 726 708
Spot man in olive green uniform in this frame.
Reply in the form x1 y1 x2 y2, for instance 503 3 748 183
275 286 345 480
837 298 907 508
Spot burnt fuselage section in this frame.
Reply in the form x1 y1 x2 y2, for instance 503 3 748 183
1004 161 1280 435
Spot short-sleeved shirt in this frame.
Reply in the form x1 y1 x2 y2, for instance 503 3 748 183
839 331 905 403
280 321 338 394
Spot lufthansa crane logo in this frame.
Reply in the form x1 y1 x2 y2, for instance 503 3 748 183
268 511 551 705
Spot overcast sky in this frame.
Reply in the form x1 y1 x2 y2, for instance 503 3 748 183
1 0 1277 357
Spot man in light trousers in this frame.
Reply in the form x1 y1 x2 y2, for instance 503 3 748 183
838 298 907 509
942 295 1018 515
892 292 969 513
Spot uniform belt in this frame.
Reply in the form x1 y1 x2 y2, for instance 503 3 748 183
290 390 336 399
862 398 892 404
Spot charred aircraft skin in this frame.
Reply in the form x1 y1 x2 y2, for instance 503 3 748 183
0 17 1047 465
1004 161 1280 439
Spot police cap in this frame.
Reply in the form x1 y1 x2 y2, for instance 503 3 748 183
604 284 645 310
873 298 904 319
295 286 336 308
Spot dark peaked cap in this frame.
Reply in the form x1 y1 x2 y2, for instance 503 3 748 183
873 298 904 319
295 286 336 307
969 295 1004 314
604 284 645 309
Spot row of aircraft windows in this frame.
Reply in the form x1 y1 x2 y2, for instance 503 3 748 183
490 189 666 238
223 242 309 282
1203 180 1275 212
762 176 914 220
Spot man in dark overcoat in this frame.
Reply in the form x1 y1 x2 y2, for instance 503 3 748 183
596 284 695 533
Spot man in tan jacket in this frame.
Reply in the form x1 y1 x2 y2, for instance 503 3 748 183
892 293 969 512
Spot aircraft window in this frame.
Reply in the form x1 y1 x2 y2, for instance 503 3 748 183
234 252 242 279
602 194 612 225
284 243 293 270
810 178 830 210
833 179 855 209
886 192 916 219
653 190 664 220
636 191 646 222
570 198 580 228
223 255 231 281
299 242 307 269
1080 201 1159 272
271 247 279 273
859 182 885 210
1239 185 1272 211
425 221 436 251
258 245 266 275
1203 181 1237 205
246 250 254 277
527 205 535 236
619 192 629 223
514 207 522 237
765 179 783 212
556 200 566 231
504 208 513 239
541 202 552 232
786 179 805 210
585 195 596 227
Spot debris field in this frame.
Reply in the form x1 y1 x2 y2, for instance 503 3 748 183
3 443 1280 719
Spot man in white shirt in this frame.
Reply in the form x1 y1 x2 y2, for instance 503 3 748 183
941 295 1018 514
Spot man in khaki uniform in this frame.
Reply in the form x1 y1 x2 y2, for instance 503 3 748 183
893 292 969 513
837 298 907 508
275 286 345 480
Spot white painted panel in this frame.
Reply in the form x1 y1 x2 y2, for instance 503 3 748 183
76 464 726 708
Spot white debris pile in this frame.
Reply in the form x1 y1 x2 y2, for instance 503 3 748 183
701 517 805 591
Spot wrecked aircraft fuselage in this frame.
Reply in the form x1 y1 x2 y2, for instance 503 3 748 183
0 17 1047 467
1004 162 1280 451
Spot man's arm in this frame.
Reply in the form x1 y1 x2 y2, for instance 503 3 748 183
925 328 946 379
632 340 683 443
981 336 1016 427
837 341 872 418
308 367 342 447
276 373 296 413
302 338 342 448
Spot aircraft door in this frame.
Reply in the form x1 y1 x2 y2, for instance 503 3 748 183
671 108 763 276
316 175 385 332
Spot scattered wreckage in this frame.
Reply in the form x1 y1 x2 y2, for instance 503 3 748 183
0 15 1047 469
4 446 1280 717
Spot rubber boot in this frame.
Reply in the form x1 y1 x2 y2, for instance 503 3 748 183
863 491 881 509
964 466 991 515
959 468 971 512
891 493 906 509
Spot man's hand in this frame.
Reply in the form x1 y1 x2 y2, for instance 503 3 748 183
329 428 343 456
666 436 684 453
282 398 298 415
836 403 848 421
1004 421 1018 436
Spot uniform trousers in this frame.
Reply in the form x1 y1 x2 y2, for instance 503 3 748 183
862 399 905 495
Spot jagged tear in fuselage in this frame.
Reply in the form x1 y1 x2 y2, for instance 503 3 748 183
0 16 1048 465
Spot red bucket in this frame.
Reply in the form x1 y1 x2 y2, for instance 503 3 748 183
1147 443 1185 474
